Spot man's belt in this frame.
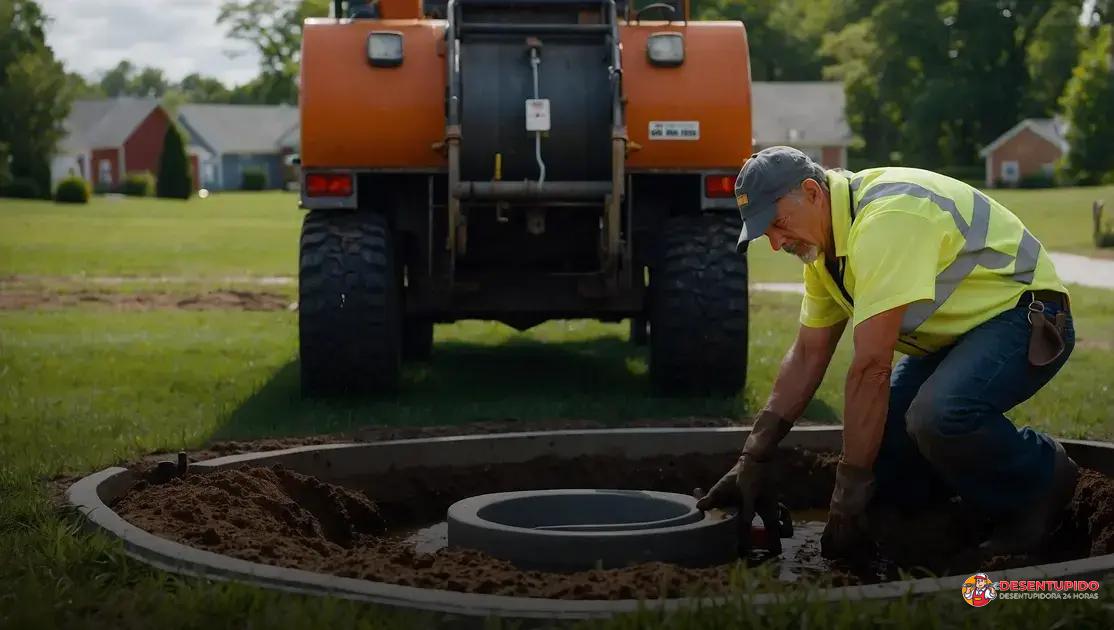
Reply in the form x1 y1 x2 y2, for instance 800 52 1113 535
1017 289 1070 312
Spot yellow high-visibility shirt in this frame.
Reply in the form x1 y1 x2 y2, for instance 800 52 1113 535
799 167 1067 356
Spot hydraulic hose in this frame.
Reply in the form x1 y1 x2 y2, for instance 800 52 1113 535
530 47 546 187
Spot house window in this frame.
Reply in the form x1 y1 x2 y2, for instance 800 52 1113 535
97 159 112 185
203 162 217 186
1000 160 1020 184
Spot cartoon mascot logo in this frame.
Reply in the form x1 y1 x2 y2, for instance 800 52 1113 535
962 573 998 607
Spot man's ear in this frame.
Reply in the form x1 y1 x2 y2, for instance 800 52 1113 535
804 178 822 205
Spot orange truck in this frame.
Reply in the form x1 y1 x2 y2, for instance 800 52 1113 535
298 0 752 396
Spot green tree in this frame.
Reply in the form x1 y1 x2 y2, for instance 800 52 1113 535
178 73 232 103
822 19 885 158
131 66 169 97
1059 26 1114 185
1089 0 1114 25
217 0 328 105
1025 0 1084 116
821 0 1060 167
99 60 134 97
156 123 193 199
98 61 172 98
694 0 817 80
64 71 105 99
0 0 70 197
228 71 298 104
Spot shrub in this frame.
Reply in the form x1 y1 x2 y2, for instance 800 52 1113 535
121 171 155 197
241 167 267 191
939 164 985 184
54 176 91 204
93 181 115 195
2 176 43 199
157 124 193 199
0 143 11 191
1018 173 1057 189
1059 26 1114 185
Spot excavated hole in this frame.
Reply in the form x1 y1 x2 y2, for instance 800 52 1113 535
114 448 1114 600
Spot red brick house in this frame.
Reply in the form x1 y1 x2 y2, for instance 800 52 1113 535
979 118 1068 188
52 98 201 191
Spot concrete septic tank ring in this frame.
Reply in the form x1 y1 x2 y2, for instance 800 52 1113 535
67 427 1114 622
447 489 737 570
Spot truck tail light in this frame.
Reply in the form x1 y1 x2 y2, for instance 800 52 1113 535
704 174 735 198
305 173 353 197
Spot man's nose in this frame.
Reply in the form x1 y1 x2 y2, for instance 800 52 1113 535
767 230 784 251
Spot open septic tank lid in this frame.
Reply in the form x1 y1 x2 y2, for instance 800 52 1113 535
447 489 738 571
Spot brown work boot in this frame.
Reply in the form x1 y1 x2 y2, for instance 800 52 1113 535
978 440 1079 556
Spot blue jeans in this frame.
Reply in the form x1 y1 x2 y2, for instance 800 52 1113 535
872 300 1075 514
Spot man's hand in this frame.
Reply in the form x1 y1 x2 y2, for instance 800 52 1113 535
696 410 792 556
820 460 876 560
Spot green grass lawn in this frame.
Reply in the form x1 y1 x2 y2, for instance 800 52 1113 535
2 290 1113 627
988 185 1114 258
3 290 1112 477
2 184 1111 285
2 190 1114 627
0 192 302 278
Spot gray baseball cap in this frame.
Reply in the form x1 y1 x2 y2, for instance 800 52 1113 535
734 146 825 252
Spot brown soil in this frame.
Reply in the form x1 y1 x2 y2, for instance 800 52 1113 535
113 448 1114 600
0 289 294 311
58 418 746 501
118 466 385 560
146 417 750 466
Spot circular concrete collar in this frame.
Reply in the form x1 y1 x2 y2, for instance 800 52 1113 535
447 489 737 570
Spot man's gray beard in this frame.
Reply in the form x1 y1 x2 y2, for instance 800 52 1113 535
785 243 820 264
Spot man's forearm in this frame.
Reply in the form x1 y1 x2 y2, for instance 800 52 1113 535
841 358 891 468
841 306 905 469
765 334 837 422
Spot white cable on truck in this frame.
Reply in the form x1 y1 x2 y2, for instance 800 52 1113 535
530 47 546 187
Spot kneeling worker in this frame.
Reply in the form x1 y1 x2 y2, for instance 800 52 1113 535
698 146 1077 560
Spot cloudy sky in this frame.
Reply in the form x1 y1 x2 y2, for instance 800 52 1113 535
40 0 262 86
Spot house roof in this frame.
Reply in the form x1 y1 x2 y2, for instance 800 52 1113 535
751 82 852 147
979 118 1069 157
177 104 298 155
276 122 300 151
60 98 162 152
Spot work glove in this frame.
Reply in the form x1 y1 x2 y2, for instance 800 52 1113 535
820 460 876 561
695 410 792 556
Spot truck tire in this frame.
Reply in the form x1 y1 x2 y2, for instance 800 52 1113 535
649 214 748 396
299 210 401 396
403 318 434 361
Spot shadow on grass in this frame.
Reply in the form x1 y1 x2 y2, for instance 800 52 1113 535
211 334 767 441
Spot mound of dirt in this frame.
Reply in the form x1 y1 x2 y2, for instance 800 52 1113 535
114 449 1114 600
116 465 384 564
0 290 293 311
1064 470 1114 556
